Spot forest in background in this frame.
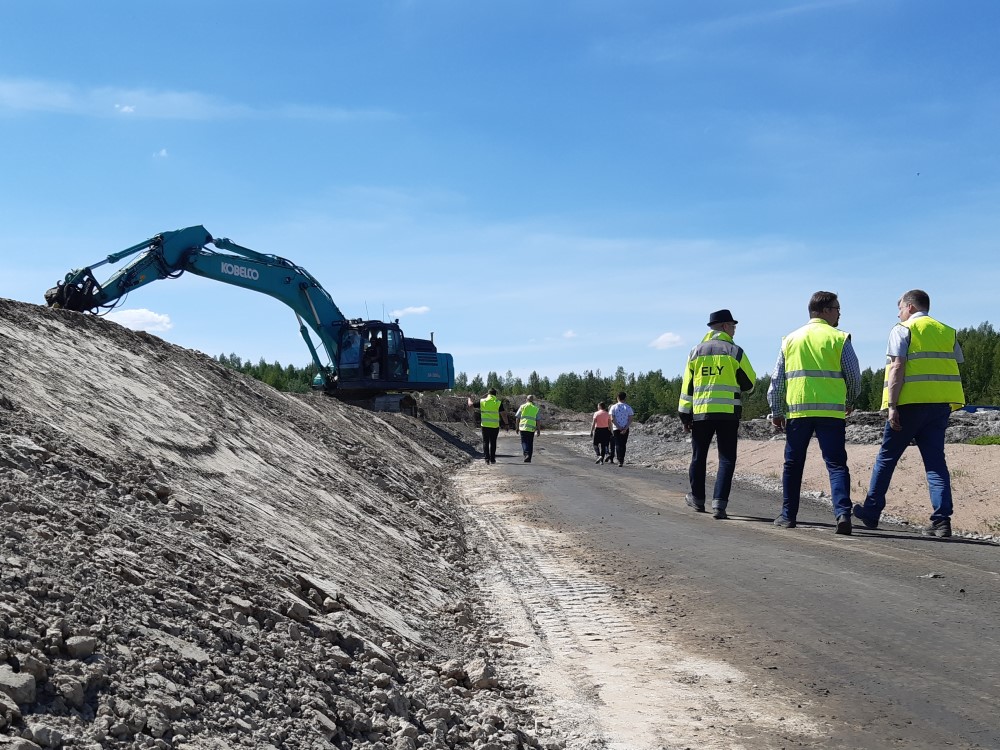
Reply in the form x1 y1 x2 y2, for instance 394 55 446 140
216 322 1000 422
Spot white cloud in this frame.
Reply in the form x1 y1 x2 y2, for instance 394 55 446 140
105 308 173 333
650 332 684 350
389 305 430 317
563 330 577 339
0 77 395 121
153 148 168 159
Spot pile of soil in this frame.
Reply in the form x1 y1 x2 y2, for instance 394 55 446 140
413 395 587 434
0 298 564 750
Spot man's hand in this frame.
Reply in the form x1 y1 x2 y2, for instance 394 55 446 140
888 405 902 431
770 415 786 431
683 423 692 433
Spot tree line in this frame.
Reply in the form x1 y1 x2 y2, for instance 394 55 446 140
216 321 1000 420
213 353 318 393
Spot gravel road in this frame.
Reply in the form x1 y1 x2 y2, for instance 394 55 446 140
458 431 1000 749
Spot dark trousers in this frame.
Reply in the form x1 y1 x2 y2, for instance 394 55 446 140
612 429 629 464
593 427 612 458
688 420 739 504
481 426 500 462
859 404 953 522
520 430 535 459
781 417 851 521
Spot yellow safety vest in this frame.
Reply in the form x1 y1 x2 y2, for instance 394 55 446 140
881 315 965 409
782 320 848 419
479 395 501 428
678 331 756 418
518 402 539 432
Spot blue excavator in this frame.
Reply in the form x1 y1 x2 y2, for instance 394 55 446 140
45 225 454 402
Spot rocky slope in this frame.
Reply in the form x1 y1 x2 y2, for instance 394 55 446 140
0 298 560 750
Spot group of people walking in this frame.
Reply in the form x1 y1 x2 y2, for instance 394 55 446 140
467 390 541 464
465 288 964 537
678 290 965 537
590 392 635 466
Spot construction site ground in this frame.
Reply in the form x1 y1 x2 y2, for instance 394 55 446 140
2 297 999 750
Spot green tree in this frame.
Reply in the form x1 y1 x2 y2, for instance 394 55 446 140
527 370 542 396
742 375 771 420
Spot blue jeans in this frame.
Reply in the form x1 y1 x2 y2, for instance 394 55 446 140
859 403 953 523
781 417 851 521
688 419 739 505
520 430 535 459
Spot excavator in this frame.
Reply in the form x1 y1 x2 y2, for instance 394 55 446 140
45 226 454 407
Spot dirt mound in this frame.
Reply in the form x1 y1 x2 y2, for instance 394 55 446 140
641 409 1000 446
0 298 559 750
414 394 588 433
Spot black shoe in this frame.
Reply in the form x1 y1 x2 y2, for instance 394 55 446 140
596 458 604 464
490 458 497 464
773 516 796 529
524 456 531 463
852 503 879 530
924 519 952 538
835 514 852 535
712 508 728 520
618 461 624 467
685 493 706 513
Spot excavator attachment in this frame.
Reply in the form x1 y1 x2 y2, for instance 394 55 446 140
45 270 103 313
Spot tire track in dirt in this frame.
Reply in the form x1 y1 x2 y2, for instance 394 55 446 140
456 468 823 750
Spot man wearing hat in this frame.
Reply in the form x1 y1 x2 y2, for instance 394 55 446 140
767 291 861 534
678 309 757 519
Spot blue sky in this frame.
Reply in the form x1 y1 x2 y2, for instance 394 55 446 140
2 1 999 384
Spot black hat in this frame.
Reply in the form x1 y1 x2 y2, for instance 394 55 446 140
707 309 738 326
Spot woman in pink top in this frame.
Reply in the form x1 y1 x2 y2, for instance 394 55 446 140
591 402 613 464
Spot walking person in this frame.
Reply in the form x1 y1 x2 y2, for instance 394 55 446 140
678 309 757 520
853 290 965 537
608 391 634 467
514 395 542 463
591 402 613 464
768 291 861 535
467 388 508 464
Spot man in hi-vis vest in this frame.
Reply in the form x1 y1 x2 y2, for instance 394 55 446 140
767 291 861 535
467 388 508 464
514 395 542 463
853 290 965 538
678 309 756 520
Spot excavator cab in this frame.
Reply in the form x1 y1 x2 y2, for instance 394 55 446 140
336 321 409 391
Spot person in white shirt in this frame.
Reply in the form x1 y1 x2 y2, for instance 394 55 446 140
608 391 635 467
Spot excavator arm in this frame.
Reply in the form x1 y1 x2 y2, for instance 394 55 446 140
45 226 454 397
